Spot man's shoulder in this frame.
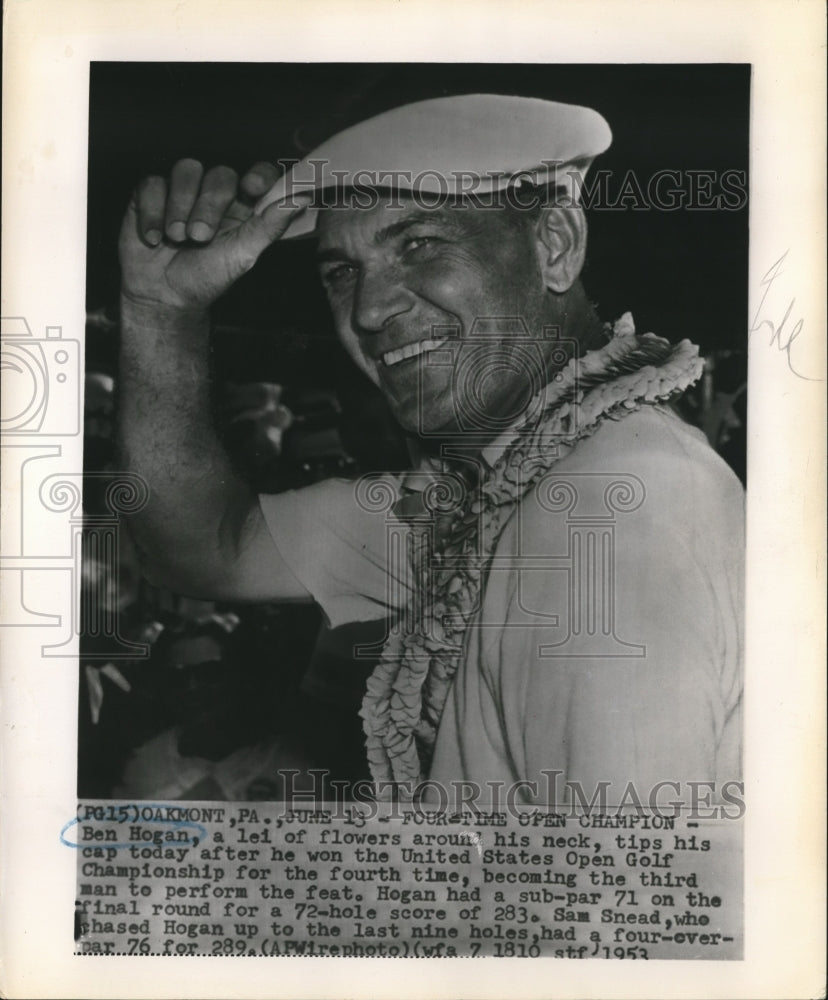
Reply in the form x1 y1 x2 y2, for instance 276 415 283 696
553 404 741 499
513 404 744 543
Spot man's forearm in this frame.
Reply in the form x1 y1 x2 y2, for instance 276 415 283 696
117 296 255 592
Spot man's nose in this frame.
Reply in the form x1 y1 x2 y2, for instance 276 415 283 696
352 265 413 333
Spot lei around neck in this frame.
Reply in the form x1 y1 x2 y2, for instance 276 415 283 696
359 314 705 797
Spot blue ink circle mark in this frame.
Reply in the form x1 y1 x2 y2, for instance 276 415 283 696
61 803 208 850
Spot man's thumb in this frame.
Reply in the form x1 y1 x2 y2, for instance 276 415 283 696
238 195 314 264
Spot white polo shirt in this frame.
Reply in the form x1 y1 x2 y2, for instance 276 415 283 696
260 403 744 802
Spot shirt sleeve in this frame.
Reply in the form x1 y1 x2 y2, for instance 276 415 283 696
258 477 413 629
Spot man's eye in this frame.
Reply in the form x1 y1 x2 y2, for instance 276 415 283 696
320 263 356 286
403 235 440 256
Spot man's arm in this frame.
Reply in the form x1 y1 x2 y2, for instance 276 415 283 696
117 158 312 601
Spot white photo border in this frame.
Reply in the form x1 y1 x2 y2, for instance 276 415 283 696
1 1 825 998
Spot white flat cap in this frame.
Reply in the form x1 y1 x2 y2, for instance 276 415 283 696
257 94 612 239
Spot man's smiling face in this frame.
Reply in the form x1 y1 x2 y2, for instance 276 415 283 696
315 198 552 437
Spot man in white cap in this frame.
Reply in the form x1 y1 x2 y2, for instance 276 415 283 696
119 95 743 805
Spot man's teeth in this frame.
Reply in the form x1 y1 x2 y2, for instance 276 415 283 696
382 339 448 367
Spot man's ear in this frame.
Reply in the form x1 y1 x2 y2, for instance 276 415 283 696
534 204 588 293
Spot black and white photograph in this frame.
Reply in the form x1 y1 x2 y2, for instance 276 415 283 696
81 62 748 804
1 2 824 998
67 59 749 959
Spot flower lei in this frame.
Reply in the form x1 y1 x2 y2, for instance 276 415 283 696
359 314 705 797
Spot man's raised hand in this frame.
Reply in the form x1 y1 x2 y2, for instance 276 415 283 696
119 159 310 311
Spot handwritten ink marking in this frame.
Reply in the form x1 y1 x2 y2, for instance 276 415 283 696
60 804 207 850
750 250 820 381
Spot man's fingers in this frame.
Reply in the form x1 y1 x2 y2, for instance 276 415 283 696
134 175 168 246
188 165 239 242
125 160 309 296
165 158 204 242
239 162 281 202
135 160 279 251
